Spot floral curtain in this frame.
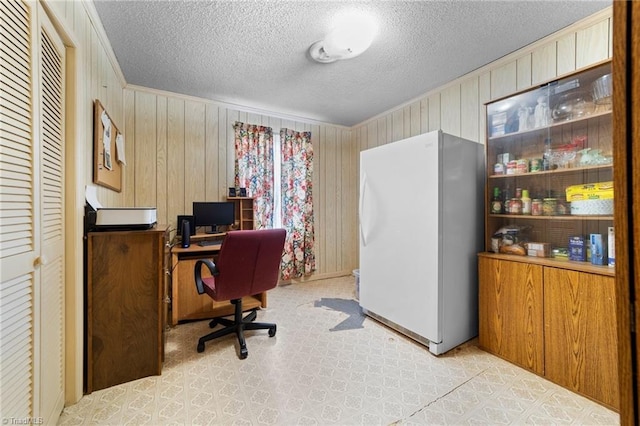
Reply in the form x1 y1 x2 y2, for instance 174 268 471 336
233 122 274 229
280 128 315 280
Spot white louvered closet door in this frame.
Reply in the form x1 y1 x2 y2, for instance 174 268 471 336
0 0 38 419
37 6 65 424
0 1 65 422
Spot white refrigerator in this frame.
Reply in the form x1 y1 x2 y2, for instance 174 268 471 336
359 130 484 355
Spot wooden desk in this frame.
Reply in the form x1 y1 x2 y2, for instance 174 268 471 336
170 234 267 326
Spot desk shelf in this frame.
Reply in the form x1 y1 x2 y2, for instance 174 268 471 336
227 197 254 230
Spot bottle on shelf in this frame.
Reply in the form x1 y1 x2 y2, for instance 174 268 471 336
543 137 552 171
521 189 532 215
502 186 511 214
491 187 503 214
534 96 551 128
531 198 543 216
510 197 523 215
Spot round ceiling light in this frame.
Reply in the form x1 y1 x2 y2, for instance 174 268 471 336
309 11 378 63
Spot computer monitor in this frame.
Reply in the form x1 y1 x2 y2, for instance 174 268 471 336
193 201 235 234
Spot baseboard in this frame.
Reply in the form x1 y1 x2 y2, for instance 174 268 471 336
279 270 352 285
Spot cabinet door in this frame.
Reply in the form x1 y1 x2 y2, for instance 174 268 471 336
479 257 544 374
484 61 613 255
87 230 163 393
175 256 216 322
543 268 618 409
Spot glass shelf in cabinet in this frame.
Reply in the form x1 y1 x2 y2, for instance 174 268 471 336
488 213 613 220
488 163 613 179
487 109 612 141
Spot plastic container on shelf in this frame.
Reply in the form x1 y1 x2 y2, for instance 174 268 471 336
566 181 614 215
592 73 612 106
551 91 595 122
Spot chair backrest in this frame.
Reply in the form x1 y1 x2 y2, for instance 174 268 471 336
212 229 286 301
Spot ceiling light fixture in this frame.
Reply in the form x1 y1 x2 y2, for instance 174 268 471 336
309 11 378 64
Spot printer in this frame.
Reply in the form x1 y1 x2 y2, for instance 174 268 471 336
85 185 157 231
86 206 157 230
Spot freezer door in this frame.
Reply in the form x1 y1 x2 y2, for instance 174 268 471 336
359 131 442 343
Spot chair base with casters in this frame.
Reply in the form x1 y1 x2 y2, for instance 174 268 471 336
196 298 277 359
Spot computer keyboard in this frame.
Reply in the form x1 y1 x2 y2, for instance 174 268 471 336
198 239 223 247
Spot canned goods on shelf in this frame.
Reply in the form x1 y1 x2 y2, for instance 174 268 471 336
530 158 543 172
543 198 557 216
516 159 529 174
510 198 522 215
531 199 543 216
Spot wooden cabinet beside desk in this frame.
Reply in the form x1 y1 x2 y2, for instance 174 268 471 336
85 226 168 393
170 234 266 326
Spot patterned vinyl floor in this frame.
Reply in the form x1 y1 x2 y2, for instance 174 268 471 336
59 276 619 425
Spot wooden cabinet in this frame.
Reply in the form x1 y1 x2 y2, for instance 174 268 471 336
228 196 254 230
478 254 618 410
170 241 266 325
478 257 544 374
85 226 168 393
480 60 619 410
544 267 618 409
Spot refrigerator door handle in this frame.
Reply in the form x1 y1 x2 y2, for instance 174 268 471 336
359 173 369 247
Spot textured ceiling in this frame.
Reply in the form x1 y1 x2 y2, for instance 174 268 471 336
93 0 611 127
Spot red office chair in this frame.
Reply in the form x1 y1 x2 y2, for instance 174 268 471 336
194 229 286 359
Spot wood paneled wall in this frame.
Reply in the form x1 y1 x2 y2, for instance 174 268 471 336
122 88 358 280
45 0 127 205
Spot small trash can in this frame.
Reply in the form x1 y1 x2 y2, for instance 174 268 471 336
352 269 360 300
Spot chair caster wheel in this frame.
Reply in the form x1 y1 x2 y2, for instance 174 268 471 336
240 348 248 359
208 319 218 328
197 342 205 353
268 325 276 337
